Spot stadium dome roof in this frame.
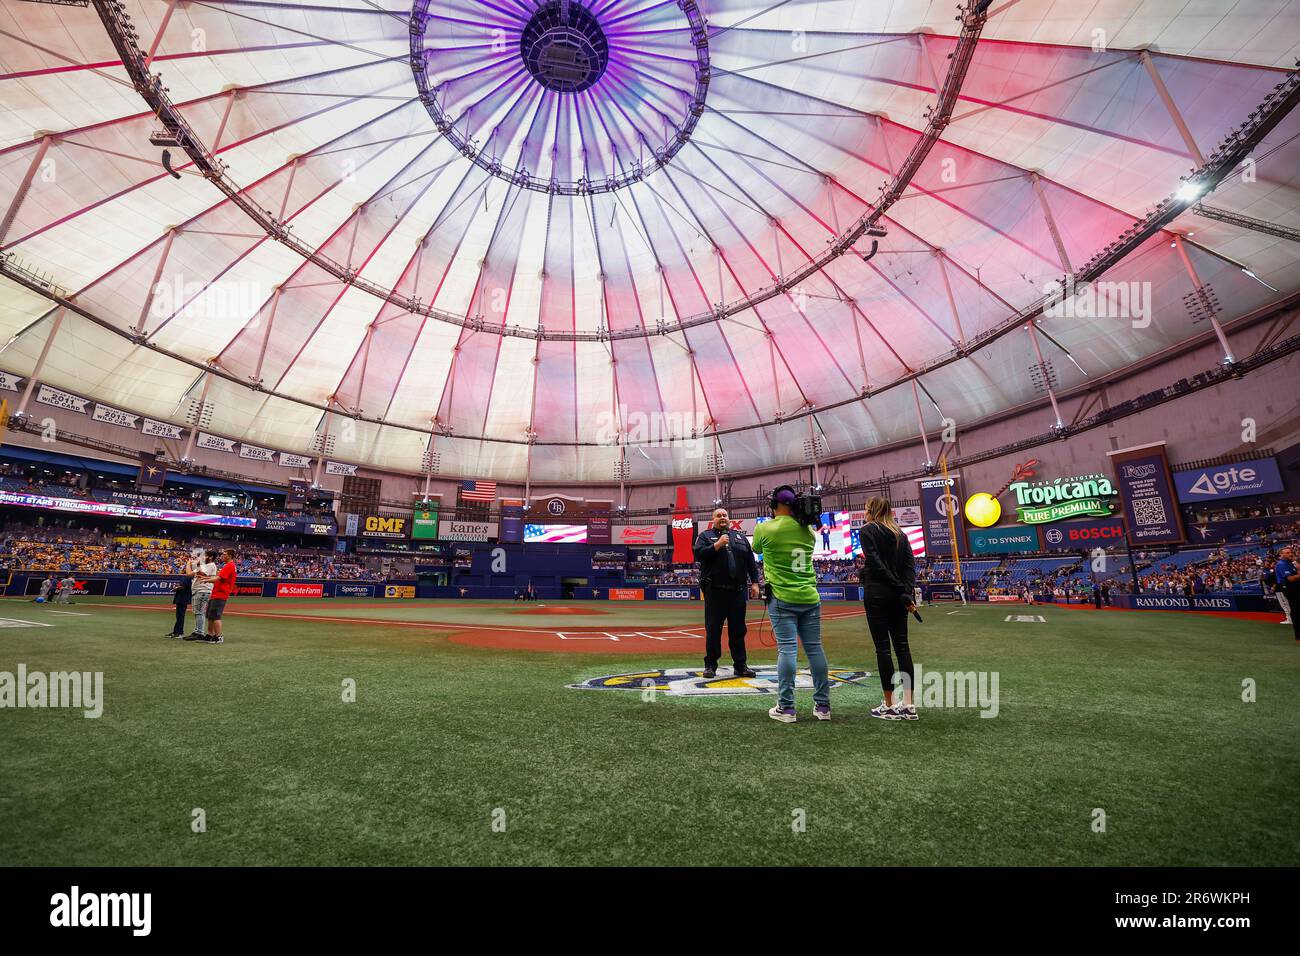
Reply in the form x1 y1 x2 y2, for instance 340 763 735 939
1 0 1298 482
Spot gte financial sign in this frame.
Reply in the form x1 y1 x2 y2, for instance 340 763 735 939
1010 473 1116 524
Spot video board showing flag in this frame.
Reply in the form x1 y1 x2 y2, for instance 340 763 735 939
524 523 588 544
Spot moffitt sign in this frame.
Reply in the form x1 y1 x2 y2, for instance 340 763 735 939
1010 474 1115 524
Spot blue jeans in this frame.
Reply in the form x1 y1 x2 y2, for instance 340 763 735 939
767 599 829 709
191 591 210 636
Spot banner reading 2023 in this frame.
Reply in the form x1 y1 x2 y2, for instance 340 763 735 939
1107 441 1185 545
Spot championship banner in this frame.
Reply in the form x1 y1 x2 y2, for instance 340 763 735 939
92 403 139 429
197 432 236 453
280 453 312 468
1173 457 1284 502
453 547 473 568
918 477 966 557
325 461 357 476
239 443 276 462
412 499 439 540
359 513 409 540
1039 517 1127 551
142 418 184 440
0 370 20 392
670 486 693 563
612 524 666 545
1108 442 1185 546
499 499 524 544
36 384 89 414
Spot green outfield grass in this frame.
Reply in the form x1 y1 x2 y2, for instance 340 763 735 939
1 596 1296 866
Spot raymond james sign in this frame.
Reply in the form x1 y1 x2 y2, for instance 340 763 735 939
1010 474 1115 524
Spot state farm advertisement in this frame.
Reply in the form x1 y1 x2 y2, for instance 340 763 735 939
275 582 324 598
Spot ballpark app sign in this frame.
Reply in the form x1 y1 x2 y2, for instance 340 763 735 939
1108 442 1185 545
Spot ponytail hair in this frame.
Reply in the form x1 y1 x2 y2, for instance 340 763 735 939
864 496 904 542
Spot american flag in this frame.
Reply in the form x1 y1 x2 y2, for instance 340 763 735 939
459 479 497 502
525 524 588 544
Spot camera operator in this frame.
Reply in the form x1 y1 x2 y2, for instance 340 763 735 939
858 497 918 721
753 487 831 723
693 508 761 678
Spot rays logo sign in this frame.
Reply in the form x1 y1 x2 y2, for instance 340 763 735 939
568 666 869 697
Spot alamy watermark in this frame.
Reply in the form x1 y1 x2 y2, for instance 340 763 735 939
0 665 103 718
593 406 711 459
1044 275 1151 328
893 664 999 718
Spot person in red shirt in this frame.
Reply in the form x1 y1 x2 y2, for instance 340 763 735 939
194 548 237 645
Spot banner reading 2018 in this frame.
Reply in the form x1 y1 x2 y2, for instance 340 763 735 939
1107 441 1185 546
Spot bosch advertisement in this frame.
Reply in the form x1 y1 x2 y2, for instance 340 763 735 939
1039 517 1128 551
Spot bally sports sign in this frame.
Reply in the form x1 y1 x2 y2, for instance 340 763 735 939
1010 474 1116 524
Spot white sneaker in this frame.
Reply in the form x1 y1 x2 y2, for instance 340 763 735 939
894 703 919 721
768 705 796 723
870 700 900 721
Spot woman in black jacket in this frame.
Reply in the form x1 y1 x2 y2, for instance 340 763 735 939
857 497 918 721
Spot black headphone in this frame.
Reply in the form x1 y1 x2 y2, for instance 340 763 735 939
769 484 797 517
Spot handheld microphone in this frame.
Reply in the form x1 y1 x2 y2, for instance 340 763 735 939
911 608 923 624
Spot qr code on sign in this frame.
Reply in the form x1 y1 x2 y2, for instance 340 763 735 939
1132 496 1167 526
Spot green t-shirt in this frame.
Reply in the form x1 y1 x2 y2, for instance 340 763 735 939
752 515 820 605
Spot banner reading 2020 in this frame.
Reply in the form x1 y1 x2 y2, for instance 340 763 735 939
1107 441 1185 546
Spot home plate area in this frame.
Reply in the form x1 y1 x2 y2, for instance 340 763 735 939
568 666 872 697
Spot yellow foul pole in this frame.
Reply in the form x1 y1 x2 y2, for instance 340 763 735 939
940 455 962 587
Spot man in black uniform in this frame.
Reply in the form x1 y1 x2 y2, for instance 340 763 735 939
693 507 761 678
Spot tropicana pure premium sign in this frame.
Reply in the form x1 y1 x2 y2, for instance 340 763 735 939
1009 473 1116 524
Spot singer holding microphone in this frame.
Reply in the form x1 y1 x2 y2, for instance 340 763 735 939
857 497 919 721
694 508 761 678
